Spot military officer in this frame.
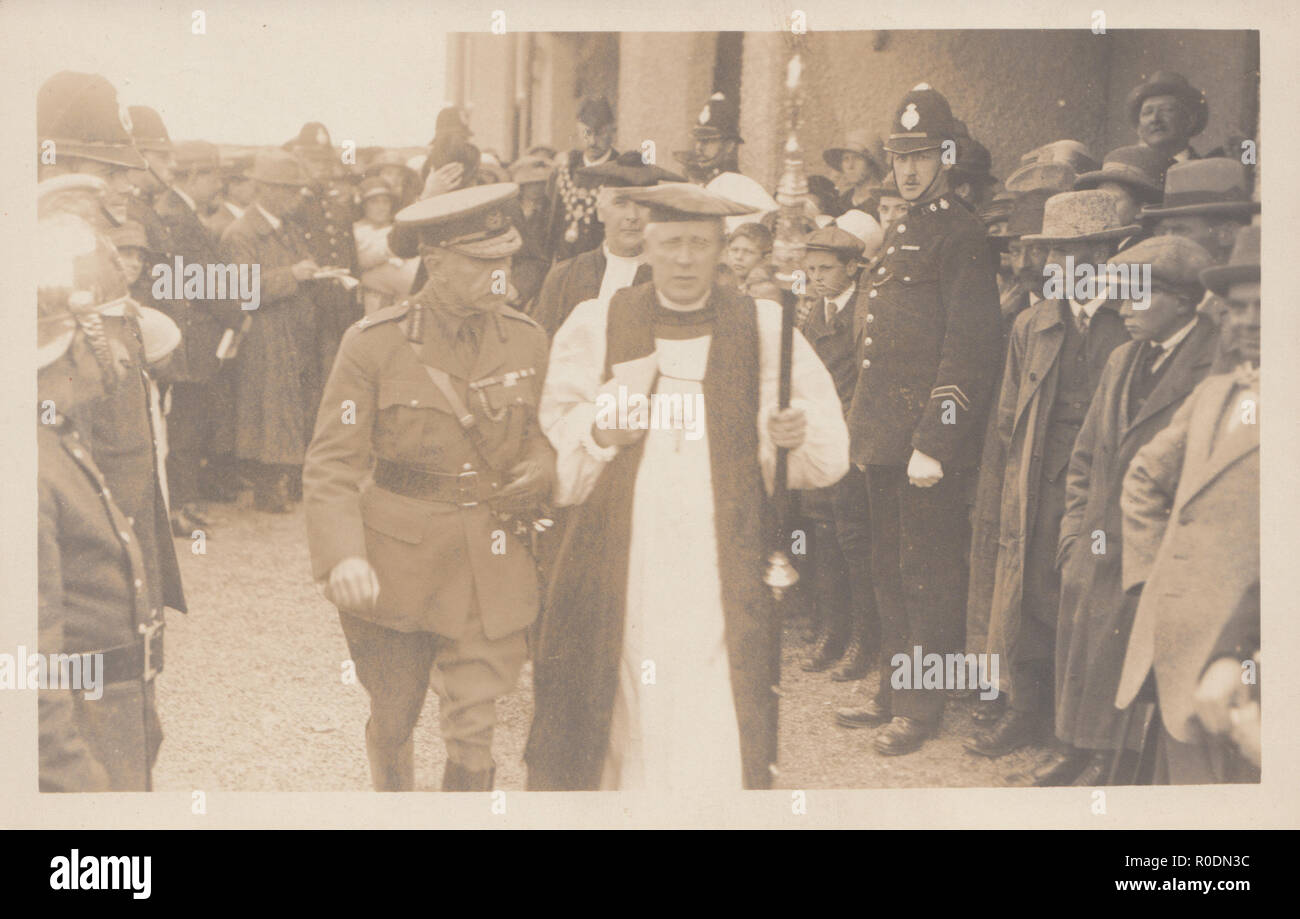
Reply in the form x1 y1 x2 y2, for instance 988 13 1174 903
38 212 168 791
303 183 556 792
837 84 1002 755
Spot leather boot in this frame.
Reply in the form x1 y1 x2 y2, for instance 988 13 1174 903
441 760 495 791
365 722 415 792
831 618 874 682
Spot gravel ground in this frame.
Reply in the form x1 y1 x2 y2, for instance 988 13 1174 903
153 499 1049 792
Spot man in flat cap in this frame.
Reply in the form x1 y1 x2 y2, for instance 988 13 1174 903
836 84 1001 755
543 95 619 264
796 223 880 683
155 140 244 525
37 72 187 632
530 151 683 336
1127 71 1209 167
949 121 998 215
303 183 555 792
1115 224 1260 784
973 189 1134 762
1052 235 1220 786
527 182 847 790
285 122 363 392
219 150 323 512
678 91 778 233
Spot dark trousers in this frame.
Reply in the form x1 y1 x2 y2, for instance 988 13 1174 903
804 472 880 646
1011 470 1068 714
867 464 971 723
165 373 238 504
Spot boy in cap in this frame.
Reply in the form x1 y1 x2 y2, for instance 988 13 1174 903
973 189 1135 761
531 151 682 335
1050 235 1220 786
304 183 556 792
1115 225 1260 784
543 95 619 263
836 84 1002 755
528 182 847 790
796 224 881 682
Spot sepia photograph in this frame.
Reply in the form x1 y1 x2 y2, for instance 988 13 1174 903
1 0 1293 844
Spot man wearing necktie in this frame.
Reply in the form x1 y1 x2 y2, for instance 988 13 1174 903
303 184 556 791
1115 225 1261 784
1052 236 1220 786
975 189 1134 762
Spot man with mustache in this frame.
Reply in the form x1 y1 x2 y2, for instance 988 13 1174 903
303 183 555 792
837 84 1002 756
1127 71 1209 167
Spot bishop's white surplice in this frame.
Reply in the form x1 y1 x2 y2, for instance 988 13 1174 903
540 290 848 791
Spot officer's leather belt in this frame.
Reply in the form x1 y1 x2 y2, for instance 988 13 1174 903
93 619 165 685
374 459 500 507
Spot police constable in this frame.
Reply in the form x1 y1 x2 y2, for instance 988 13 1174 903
303 183 556 792
285 121 363 387
38 212 168 791
836 84 1002 755
37 72 187 625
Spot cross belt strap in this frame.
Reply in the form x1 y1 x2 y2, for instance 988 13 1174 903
407 342 507 483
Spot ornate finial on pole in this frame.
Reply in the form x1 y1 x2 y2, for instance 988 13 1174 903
772 53 809 284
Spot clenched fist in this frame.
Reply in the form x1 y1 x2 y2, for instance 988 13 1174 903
767 406 807 451
328 556 380 612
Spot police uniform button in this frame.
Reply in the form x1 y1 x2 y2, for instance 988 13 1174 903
903 276 911 282
134 578 143 589
409 399 418 406
877 266 885 275
119 531 131 542
867 313 875 322
72 448 84 458
887 246 896 254
462 462 472 471
864 337 873 346
305 232 313 239
861 359 871 369
897 224 906 234
868 289 878 299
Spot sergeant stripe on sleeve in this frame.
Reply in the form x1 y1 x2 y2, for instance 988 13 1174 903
930 385 970 413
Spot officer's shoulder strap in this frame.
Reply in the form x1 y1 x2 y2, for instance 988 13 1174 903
353 300 412 332
496 304 542 330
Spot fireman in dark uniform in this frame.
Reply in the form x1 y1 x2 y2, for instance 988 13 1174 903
837 84 1002 755
303 183 556 792
38 212 168 791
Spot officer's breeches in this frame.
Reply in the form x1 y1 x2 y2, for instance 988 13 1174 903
338 608 527 773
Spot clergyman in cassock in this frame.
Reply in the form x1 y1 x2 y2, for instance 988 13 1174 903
525 183 849 791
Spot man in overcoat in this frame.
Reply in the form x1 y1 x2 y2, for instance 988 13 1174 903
972 189 1134 759
1052 236 1219 785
